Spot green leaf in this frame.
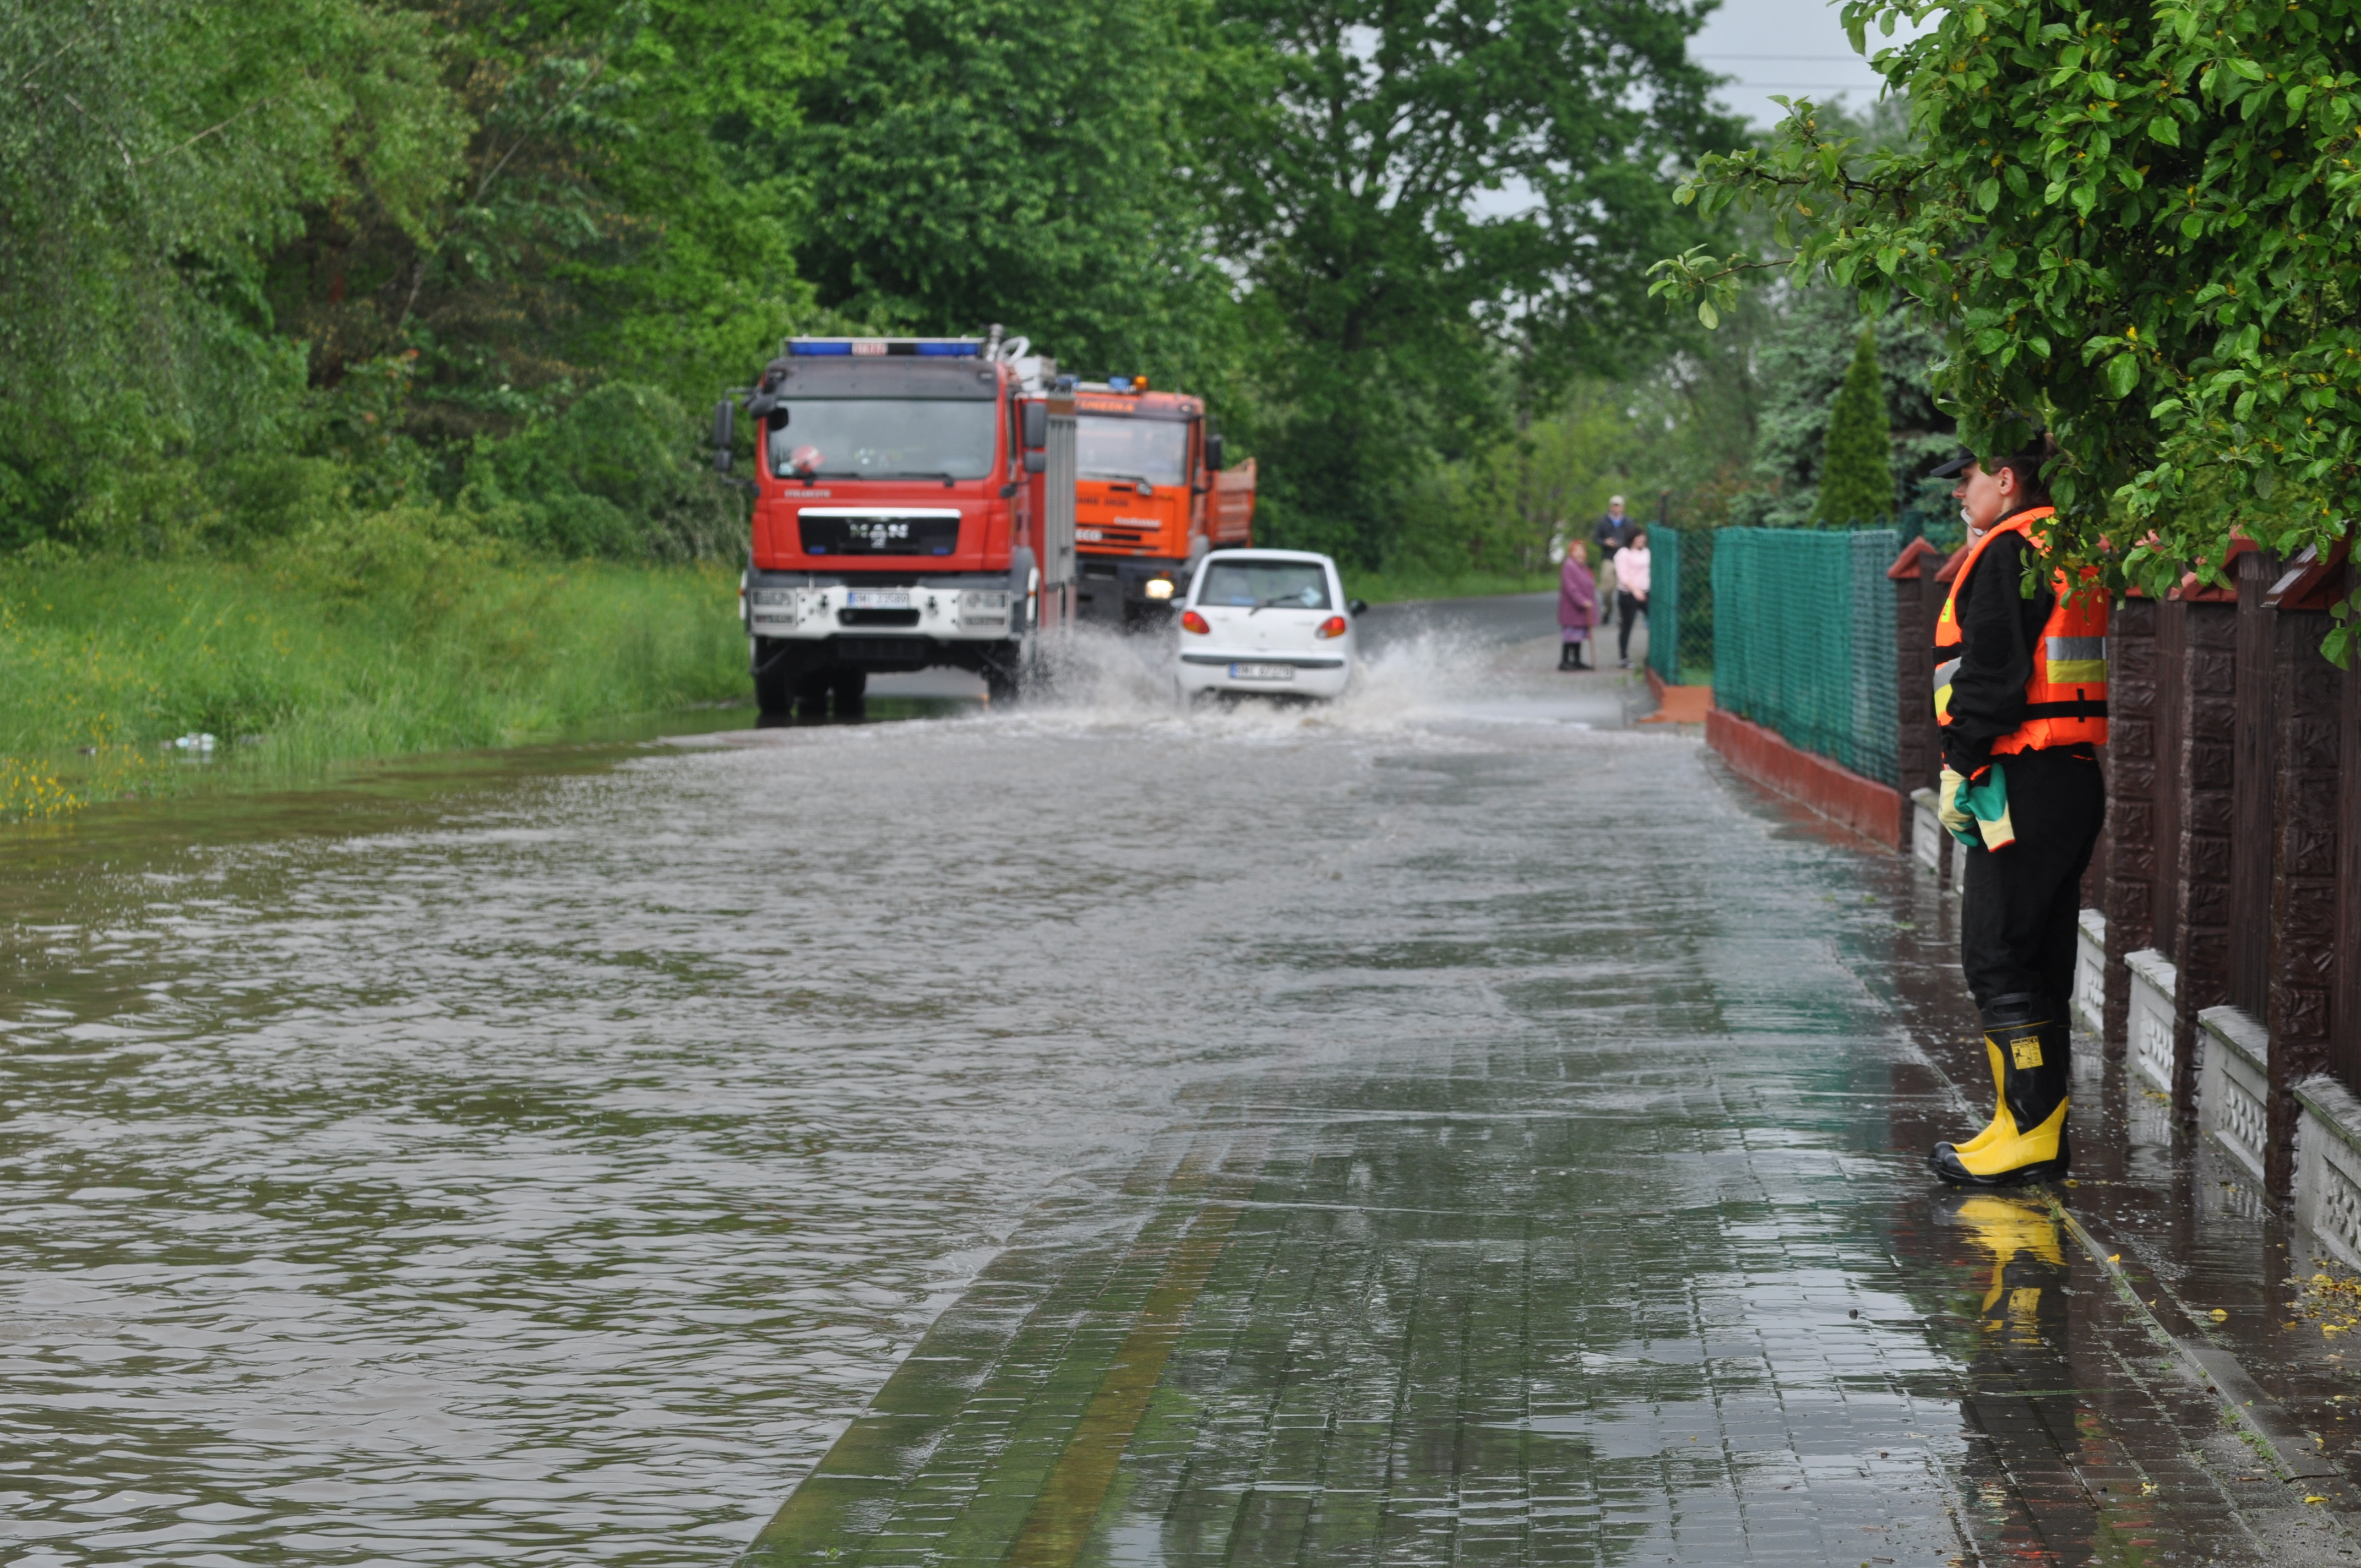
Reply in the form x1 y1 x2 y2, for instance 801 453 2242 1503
2148 113 2180 146
1698 300 1720 330
2228 57 2266 83
2104 353 2140 399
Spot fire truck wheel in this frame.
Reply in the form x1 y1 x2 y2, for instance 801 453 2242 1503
982 646 1021 705
753 658 799 718
795 672 833 722
830 669 867 720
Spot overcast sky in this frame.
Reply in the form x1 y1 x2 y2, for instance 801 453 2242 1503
1691 0 1916 128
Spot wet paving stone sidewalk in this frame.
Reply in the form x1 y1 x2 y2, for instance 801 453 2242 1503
744 736 2361 1567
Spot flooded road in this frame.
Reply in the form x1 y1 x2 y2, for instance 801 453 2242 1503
0 627 1636 1565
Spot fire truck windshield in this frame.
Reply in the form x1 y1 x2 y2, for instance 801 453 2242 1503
768 399 998 480
1078 416 1188 487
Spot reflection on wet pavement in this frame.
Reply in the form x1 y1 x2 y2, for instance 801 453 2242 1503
3 626 2352 1565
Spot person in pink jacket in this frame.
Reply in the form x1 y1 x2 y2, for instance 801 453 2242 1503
1557 540 1598 669
1613 529 1651 668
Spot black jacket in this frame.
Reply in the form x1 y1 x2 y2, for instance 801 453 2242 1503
1941 528 2052 778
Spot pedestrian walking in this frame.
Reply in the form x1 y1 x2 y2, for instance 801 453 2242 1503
1591 496 1629 564
1926 433 2107 1188
1556 540 1597 669
1612 528 1650 668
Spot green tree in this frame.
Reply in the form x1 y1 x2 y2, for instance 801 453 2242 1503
1729 286 1953 530
0 0 464 542
786 0 1227 387
1195 0 1744 563
1813 328 1894 526
1650 0 2361 652
268 0 833 477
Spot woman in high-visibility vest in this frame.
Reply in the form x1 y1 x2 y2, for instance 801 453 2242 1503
1927 433 2107 1187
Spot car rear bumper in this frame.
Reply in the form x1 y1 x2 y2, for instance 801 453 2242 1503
1176 649 1351 697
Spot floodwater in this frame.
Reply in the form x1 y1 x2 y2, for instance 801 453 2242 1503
1 606 1658 1566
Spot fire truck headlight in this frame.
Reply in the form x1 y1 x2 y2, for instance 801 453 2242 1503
1144 579 1174 600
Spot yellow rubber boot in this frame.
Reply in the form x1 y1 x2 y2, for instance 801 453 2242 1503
1932 994 2042 1163
1933 997 2070 1186
1945 1035 2010 1158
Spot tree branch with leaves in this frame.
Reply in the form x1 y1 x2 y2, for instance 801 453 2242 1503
1648 0 2361 658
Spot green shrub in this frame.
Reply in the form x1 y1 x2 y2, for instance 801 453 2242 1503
466 382 741 562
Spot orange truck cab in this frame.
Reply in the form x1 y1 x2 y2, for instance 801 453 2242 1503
720 333 1076 717
1069 378 1255 627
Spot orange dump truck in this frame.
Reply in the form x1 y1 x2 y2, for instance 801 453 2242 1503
1069 378 1255 627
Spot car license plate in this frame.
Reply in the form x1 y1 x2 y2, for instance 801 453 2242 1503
1229 662 1294 681
843 589 912 609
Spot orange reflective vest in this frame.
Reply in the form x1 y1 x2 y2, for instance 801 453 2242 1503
1933 506 2109 755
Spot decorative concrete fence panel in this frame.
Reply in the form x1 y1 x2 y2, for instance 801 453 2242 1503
2197 1005 2270 1183
2126 949 2180 1097
2073 911 2106 1037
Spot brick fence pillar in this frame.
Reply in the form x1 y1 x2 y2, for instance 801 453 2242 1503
2264 568 2343 1196
2159 595 2240 1124
2231 549 2278 1017
1889 538 1946 849
2342 613 2361 1096
2101 595 2157 1061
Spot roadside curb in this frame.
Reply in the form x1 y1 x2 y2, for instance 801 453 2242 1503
2047 1195 2361 1529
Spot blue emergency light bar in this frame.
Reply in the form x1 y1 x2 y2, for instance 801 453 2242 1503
787 338 982 358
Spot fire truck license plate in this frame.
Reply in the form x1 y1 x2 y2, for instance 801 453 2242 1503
843 590 913 609
1229 663 1294 681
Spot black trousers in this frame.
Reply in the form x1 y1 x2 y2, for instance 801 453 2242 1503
1616 591 1646 659
1959 747 2106 1010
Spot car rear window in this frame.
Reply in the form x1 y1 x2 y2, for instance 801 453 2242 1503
1195 560 1331 609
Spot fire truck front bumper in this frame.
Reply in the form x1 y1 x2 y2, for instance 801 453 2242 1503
742 581 1019 643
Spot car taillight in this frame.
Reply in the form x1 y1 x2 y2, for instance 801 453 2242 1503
1181 609 1210 635
1315 615 1348 639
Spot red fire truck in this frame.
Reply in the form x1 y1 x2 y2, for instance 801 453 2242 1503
1069 378 1255 627
720 332 1077 718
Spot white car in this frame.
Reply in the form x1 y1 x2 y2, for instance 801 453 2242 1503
1174 549 1365 701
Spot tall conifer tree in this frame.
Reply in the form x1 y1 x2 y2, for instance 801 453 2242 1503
1812 328 1891 527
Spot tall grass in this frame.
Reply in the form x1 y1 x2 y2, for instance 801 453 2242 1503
1 531 747 818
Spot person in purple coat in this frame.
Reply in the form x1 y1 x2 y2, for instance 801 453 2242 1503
1557 540 1597 670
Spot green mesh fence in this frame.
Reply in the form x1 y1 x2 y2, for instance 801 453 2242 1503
1646 526 1714 686
1711 528 1899 786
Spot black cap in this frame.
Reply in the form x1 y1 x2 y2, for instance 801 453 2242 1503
1930 417 2052 480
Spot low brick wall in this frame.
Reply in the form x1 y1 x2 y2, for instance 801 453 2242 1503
1642 665 1713 724
1706 709 1902 849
